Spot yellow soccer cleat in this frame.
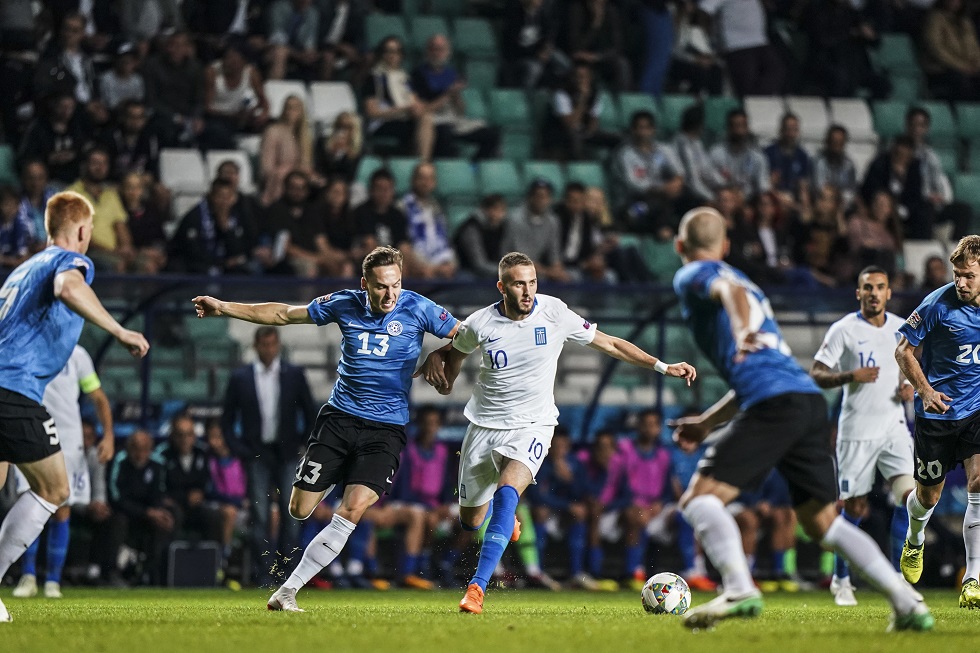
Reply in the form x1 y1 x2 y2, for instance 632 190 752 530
960 578 980 609
900 540 924 584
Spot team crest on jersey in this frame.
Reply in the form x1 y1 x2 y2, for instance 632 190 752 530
906 311 922 329
439 309 449 321
386 320 404 336
534 327 547 345
583 320 591 330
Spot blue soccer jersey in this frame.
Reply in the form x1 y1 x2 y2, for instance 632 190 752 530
0 247 95 403
307 289 457 425
899 283 980 421
673 260 820 409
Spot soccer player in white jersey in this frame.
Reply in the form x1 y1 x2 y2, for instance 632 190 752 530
810 266 916 606
416 252 696 613
11 345 115 598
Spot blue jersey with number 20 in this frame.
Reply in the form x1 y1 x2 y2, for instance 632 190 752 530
899 283 980 421
307 289 457 425
0 246 95 403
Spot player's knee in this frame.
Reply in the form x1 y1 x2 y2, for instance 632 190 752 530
38 483 70 507
288 496 316 521
917 485 942 509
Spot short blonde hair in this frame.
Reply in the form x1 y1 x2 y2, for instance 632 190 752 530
498 252 534 279
950 235 980 268
45 190 94 237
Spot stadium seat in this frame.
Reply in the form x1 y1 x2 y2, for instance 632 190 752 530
849 142 879 179
935 147 959 177
366 14 409 50
596 90 620 132
785 96 829 142
409 15 450 54
564 161 605 187
446 203 474 235
434 158 478 200
642 237 683 282
184 315 228 339
500 130 534 161
453 18 498 60
478 160 523 200
309 81 357 131
172 193 203 221
828 98 876 144
264 80 310 118
617 93 659 131
522 160 565 192
488 89 531 130
704 96 741 141
956 103 980 142
890 75 919 102
159 149 209 194
356 155 386 186
204 150 255 194
387 157 419 194
461 87 488 120
917 100 958 148
875 33 917 71
235 134 262 158
463 59 497 90
871 100 908 141
428 0 466 16
0 145 15 186
744 96 786 142
954 173 980 212
658 94 697 136
903 239 948 284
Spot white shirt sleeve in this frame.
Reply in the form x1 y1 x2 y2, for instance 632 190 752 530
814 322 845 370
452 314 482 354
559 305 598 346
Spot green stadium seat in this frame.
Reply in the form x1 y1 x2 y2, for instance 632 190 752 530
522 160 565 192
401 0 420 17
936 147 959 177
664 325 699 360
957 103 980 142
409 16 450 54
434 158 478 200
356 155 385 186
704 96 741 142
531 89 551 127
565 161 605 187
917 100 958 147
488 89 531 129
699 374 731 406
461 87 487 120
876 34 917 71
500 130 534 161
386 157 419 194
872 100 908 140
955 173 980 211
366 14 409 50
478 160 523 199
596 90 620 132
427 0 466 16
617 92 658 131
169 378 211 402
0 145 16 186
184 316 228 340
463 60 497 90
642 237 683 282
659 95 697 136
453 18 498 60
889 76 919 102
446 203 475 235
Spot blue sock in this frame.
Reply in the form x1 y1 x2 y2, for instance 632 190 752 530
469 486 519 592
568 521 586 577
772 549 786 577
46 518 70 584
347 521 372 564
401 552 419 577
835 510 862 579
588 546 604 577
461 498 493 531
676 514 696 571
891 505 910 570
625 534 647 576
535 521 548 563
21 534 40 577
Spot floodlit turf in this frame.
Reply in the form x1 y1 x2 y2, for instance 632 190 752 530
0 588 975 653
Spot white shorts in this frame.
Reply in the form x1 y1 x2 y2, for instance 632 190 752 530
836 430 914 500
457 423 555 508
14 447 90 506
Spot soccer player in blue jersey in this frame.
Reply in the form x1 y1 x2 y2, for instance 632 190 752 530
0 191 149 623
670 208 931 631
895 235 980 608
191 246 459 612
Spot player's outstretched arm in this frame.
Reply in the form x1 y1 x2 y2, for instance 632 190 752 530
55 270 149 358
587 330 697 385
192 296 313 325
896 336 949 414
669 390 738 452
809 360 879 388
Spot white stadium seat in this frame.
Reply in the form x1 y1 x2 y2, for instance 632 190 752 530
849 142 879 179
786 96 829 142
264 80 311 119
904 239 949 285
310 81 358 131
205 150 256 194
171 192 203 222
744 96 786 142
829 98 877 144
159 148 209 194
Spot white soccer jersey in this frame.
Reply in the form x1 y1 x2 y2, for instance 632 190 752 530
453 294 597 429
813 311 908 441
45 345 100 455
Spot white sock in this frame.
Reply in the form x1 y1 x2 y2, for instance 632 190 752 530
822 515 918 614
283 515 355 592
963 494 980 581
682 495 756 596
0 491 57 579
906 491 934 547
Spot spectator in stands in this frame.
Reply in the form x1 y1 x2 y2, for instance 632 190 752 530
729 191 794 285
221 326 317 585
922 254 949 289
120 0 181 45
610 110 688 239
411 34 500 160
267 0 322 81
0 186 30 271
185 0 258 57
673 104 725 203
120 172 167 273
17 160 57 248
555 181 613 282
144 31 215 148
315 112 362 183
400 162 457 279
922 0 980 101
861 135 929 239
543 63 621 161
803 0 890 99
709 108 770 197
502 178 569 282
669 0 724 95
847 190 903 276
794 185 850 287
905 106 972 239
698 0 785 96
764 113 811 200
0 0 37 52
106 430 175 585
104 100 162 182
156 413 221 543
501 0 569 90
812 125 858 208
48 1 118 55
169 178 253 275
319 0 367 82
455 194 510 279
67 146 133 272
205 418 247 571
99 43 145 111
637 0 674 97
264 170 336 277
216 159 265 249
319 176 358 276
363 36 436 161
205 39 271 142
36 12 108 125
260 94 318 206
568 0 631 91
18 93 90 186
352 168 411 258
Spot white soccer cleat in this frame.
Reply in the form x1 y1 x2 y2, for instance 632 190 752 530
898 572 924 602
44 581 63 599
830 576 858 607
0 597 10 623
12 574 38 598
267 586 305 612
682 590 764 629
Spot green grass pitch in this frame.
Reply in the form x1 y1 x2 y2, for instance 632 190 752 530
0 588 975 653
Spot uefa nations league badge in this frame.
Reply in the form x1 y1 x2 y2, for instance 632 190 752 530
386 321 404 336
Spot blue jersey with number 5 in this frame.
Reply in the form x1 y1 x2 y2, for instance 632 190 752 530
899 283 980 421
0 247 95 403
307 289 457 425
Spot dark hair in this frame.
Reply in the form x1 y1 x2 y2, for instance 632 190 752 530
284 170 308 187
120 99 146 115
893 134 915 150
363 245 404 278
209 178 235 194
19 158 47 176
415 405 443 420
630 110 656 130
254 326 279 344
369 168 395 186
637 408 662 422
826 124 848 142
726 108 747 124
480 193 506 210
564 181 586 196
780 112 799 128
218 159 241 175
0 185 18 204
857 265 889 284
84 145 111 162
906 106 930 124
374 35 403 60
170 411 195 433
680 104 705 133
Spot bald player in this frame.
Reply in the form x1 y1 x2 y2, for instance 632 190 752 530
669 207 932 631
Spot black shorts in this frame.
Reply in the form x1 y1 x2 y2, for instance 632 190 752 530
697 392 837 507
0 387 61 464
912 411 980 486
293 407 407 497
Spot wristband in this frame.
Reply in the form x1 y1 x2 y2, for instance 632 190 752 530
654 361 669 375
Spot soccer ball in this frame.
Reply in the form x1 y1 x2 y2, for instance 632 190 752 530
640 572 692 615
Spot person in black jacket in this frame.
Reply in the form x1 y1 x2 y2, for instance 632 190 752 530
155 413 221 542
105 430 175 585
860 135 931 239
455 194 509 279
18 93 91 186
501 0 570 89
221 326 317 583
168 179 254 275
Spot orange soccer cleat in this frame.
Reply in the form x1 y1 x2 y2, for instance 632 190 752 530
459 583 485 614
403 574 435 590
686 575 718 592
511 515 521 542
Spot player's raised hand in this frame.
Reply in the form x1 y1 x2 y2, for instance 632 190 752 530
117 329 149 358
192 296 224 318
851 366 880 383
669 416 709 453
921 387 951 414
665 361 697 386
413 350 451 394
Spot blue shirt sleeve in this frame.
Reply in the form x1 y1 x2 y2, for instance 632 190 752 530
415 295 458 338
675 261 720 302
55 251 94 284
307 293 344 326
898 288 946 347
